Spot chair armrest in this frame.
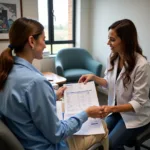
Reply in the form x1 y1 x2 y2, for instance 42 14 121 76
85 59 102 76
55 59 64 77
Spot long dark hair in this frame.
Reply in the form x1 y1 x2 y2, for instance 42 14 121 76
108 19 145 88
0 17 44 91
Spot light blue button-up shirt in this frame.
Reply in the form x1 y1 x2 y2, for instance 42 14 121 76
0 57 88 150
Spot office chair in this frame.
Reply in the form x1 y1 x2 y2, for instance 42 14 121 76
125 122 150 150
55 48 102 83
0 120 24 150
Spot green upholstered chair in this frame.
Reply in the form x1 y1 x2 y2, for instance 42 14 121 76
55 48 102 83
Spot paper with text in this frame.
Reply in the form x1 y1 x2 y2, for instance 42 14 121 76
64 81 99 113
56 101 63 120
64 81 105 135
64 113 105 135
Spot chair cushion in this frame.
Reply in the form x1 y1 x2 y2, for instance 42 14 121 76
64 69 93 82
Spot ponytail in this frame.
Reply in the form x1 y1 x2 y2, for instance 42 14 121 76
0 47 14 91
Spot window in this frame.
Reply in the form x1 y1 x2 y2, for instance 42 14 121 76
38 0 76 55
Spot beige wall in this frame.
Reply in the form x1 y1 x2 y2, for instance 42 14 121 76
89 0 150 76
76 0 91 51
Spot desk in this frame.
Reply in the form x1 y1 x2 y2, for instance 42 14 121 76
42 72 67 85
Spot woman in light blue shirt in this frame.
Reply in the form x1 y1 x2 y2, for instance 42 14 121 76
0 18 107 150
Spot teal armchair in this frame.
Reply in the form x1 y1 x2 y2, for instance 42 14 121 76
55 48 102 83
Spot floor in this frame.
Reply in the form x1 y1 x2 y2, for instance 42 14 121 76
97 91 150 150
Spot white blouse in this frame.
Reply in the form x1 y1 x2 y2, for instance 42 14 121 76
104 53 150 128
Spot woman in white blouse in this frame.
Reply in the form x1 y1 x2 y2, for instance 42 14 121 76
79 19 150 150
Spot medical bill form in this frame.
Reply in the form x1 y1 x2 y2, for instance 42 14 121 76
63 81 105 135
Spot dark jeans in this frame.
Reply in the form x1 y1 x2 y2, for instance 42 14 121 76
105 113 149 150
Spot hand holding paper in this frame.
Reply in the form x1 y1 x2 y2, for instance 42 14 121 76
78 74 95 84
56 86 66 100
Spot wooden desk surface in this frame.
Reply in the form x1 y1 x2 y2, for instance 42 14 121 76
42 72 66 85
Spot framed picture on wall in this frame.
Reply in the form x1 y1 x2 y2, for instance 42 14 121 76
0 0 22 41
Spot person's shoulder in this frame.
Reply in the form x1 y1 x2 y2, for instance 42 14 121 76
15 68 48 88
136 53 148 64
23 72 52 94
28 72 48 85
135 53 149 69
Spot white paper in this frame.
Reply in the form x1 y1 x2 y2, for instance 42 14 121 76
64 81 105 135
64 81 99 114
56 101 63 120
64 114 105 135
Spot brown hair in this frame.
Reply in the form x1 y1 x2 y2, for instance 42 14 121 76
108 19 145 88
0 17 44 91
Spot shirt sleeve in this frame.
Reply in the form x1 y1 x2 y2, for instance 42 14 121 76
24 77 88 144
129 62 150 113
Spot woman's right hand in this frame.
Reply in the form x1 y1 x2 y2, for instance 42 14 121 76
78 74 95 84
56 86 66 100
85 106 104 118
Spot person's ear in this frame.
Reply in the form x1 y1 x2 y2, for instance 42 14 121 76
28 36 35 50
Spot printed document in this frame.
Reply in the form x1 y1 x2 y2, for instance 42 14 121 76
56 101 63 120
63 81 105 135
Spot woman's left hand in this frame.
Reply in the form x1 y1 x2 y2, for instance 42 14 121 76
56 86 66 100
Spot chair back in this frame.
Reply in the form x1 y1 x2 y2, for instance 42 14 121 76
0 120 24 150
56 48 93 70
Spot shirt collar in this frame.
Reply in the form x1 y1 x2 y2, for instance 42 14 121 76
14 56 43 76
